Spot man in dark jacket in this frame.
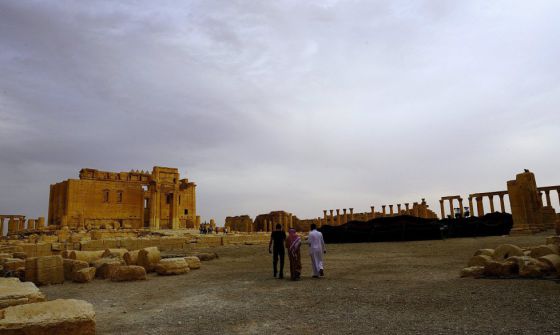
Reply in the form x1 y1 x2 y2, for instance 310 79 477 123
268 223 286 279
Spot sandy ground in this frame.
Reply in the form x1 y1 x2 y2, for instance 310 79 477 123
42 233 560 335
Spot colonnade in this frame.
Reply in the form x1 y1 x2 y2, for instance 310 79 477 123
537 186 560 208
0 216 45 236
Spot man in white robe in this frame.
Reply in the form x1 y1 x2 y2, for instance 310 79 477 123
307 223 326 278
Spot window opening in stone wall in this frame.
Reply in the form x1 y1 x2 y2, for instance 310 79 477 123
117 191 123 203
166 193 172 204
103 190 109 203
184 209 188 215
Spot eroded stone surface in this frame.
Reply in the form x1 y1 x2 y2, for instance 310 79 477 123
0 278 45 309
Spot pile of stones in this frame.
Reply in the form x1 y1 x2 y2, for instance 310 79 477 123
461 236 560 279
0 246 209 286
0 277 96 334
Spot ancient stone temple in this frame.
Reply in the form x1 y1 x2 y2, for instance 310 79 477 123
48 166 198 230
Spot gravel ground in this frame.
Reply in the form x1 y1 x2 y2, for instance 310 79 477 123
42 232 560 335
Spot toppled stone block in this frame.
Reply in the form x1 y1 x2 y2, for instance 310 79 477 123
91 258 123 279
138 247 160 272
473 249 494 257
12 252 26 260
528 244 559 258
26 255 64 286
184 256 201 270
492 244 524 261
0 278 46 309
69 250 105 264
102 248 128 259
110 265 147 282
538 254 560 273
484 260 518 277
545 236 560 245
155 258 189 275
510 256 548 278
63 259 89 281
467 255 492 267
2 259 25 272
460 266 485 278
73 267 96 283
0 299 96 335
123 250 139 265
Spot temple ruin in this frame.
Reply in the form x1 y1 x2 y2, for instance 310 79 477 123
48 166 199 230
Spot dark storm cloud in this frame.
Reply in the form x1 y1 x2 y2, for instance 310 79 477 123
1 0 559 224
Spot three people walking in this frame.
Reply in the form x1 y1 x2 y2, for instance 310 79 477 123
269 223 325 280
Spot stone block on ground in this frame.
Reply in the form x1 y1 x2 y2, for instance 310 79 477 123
184 256 201 269
473 249 494 257
509 256 548 278
0 278 46 309
154 258 189 275
110 265 147 282
460 266 485 278
467 255 492 267
63 259 89 281
12 252 26 260
492 244 524 261
538 254 560 273
102 248 128 259
25 256 64 286
91 258 123 279
137 247 161 272
484 260 518 277
2 259 25 273
528 245 559 259
545 236 560 245
69 250 105 264
73 267 96 283
0 299 96 335
123 250 139 265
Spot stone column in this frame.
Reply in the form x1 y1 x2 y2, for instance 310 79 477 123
458 198 464 217
499 194 506 212
329 210 334 225
439 200 445 219
349 208 354 221
389 205 394 216
0 218 4 237
28 219 35 230
370 206 375 219
489 195 495 213
289 213 293 229
413 203 419 217
336 209 341 225
557 189 560 205
397 204 401 215
468 197 474 217
476 197 485 217
37 217 45 230
18 218 26 231
8 217 16 234
382 206 386 217
323 210 328 224
545 190 551 207
318 217 322 228
405 203 410 213
343 209 347 224
448 199 454 219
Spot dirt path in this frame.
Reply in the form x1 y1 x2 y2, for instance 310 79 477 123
42 233 560 334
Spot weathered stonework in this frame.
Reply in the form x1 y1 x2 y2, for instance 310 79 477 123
48 166 197 230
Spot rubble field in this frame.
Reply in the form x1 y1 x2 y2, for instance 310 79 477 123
42 232 559 335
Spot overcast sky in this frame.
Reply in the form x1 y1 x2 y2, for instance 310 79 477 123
1 0 559 225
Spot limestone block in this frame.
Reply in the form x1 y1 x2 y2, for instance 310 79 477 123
0 299 96 335
91 258 123 279
137 247 160 272
473 249 494 257
508 256 548 278
460 266 485 278
194 252 218 261
73 267 96 283
467 255 492 267
184 256 201 269
492 244 524 261
35 256 64 286
69 250 105 264
0 278 46 309
110 265 146 282
102 248 128 259
484 260 518 277
63 259 89 281
2 259 25 272
0 253 13 261
123 250 139 265
154 258 189 275
528 244 559 258
538 254 560 273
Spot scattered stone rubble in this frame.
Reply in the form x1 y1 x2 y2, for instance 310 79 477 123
0 278 95 334
461 236 560 279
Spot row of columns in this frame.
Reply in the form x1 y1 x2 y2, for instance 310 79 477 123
322 208 354 226
262 213 294 232
540 188 560 208
0 217 45 236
